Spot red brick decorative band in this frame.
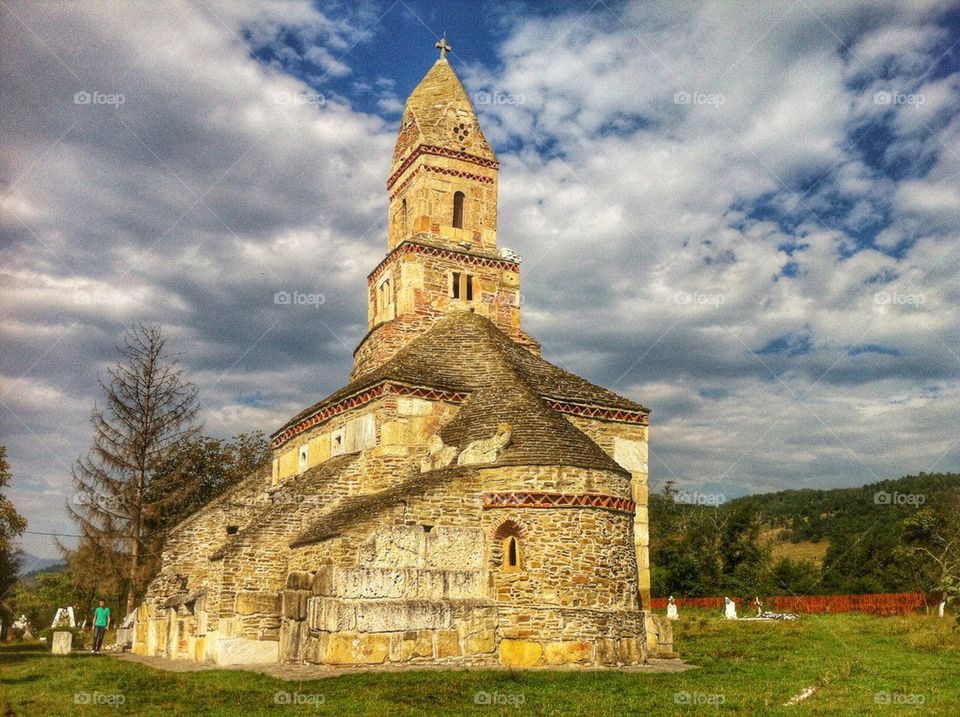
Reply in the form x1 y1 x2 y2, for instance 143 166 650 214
545 399 649 425
271 383 468 449
389 164 495 200
368 241 518 284
482 491 636 515
387 145 499 189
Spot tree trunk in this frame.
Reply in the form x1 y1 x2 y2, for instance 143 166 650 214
127 467 145 616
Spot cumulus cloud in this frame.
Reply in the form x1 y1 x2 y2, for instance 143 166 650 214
1 0 958 556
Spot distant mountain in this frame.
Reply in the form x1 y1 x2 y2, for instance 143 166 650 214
16 553 65 577
726 472 960 542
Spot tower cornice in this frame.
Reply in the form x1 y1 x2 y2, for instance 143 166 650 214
387 144 500 190
366 238 518 286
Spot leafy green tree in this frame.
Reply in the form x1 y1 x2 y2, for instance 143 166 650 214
0 446 27 639
764 557 821 596
650 483 769 597
9 569 83 630
897 490 960 609
142 431 270 536
138 431 270 584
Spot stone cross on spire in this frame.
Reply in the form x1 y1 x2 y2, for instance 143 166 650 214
435 35 451 59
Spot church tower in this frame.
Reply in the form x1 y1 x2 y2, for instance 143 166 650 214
351 38 539 380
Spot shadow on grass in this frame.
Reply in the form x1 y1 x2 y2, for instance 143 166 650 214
0 642 48 667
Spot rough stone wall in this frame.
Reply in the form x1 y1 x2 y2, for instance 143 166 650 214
282 463 645 667
388 155 499 253
273 394 459 483
134 467 274 661
353 240 525 379
564 416 652 607
142 468 272 622
272 397 390 483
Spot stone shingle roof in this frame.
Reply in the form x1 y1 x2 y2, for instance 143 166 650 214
208 454 360 561
274 311 648 440
435 364 626 474
392 57 497 169
285 314 644 548
290 465 451 548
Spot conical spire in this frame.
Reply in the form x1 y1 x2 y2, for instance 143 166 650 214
391 54 496 171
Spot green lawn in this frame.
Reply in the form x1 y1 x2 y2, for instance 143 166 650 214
2 612 958 716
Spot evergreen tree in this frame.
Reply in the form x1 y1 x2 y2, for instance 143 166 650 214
69 324 200 615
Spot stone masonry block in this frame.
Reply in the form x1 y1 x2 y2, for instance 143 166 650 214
235 591 280 616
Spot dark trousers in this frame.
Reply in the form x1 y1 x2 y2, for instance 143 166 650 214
93 626 106 652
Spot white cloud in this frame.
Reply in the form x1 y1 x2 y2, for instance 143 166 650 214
2 0 958 557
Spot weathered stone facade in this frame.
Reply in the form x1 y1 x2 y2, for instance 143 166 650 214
134 48 668 668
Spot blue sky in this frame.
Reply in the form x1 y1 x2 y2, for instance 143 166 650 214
2 0 960 561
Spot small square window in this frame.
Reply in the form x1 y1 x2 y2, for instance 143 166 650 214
450 272 475 301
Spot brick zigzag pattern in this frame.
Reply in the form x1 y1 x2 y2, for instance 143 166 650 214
272 380 648 449
368 241 518 284
482 491 636 515
387 144 500 189
543 399 649 426
389 164 494 201
271 383 467 449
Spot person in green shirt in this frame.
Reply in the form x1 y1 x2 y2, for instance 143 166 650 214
92 600 111 653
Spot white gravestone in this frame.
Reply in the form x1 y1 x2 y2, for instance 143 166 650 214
666 596 679 621
724 596 738 620
52 630 73 655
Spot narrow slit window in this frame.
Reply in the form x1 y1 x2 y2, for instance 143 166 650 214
504 536 519 569
453 191 465 229
465 275 473 301
451 271 461 299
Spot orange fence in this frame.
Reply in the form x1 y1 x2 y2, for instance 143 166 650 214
649 592 934 616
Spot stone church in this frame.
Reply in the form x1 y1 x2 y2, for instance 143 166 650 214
133 42 672 668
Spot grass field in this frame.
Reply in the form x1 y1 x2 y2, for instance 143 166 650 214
2 611 958 716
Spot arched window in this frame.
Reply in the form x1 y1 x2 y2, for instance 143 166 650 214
492 519 524 572
377 276 392 311
452 191 465 229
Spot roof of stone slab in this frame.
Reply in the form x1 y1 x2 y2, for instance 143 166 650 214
208 454 360 561
434 359 627 474
274 311 648 441
290 464 444 547
391 57 497 169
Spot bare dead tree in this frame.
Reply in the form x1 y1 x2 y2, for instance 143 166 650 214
69 323 200 615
